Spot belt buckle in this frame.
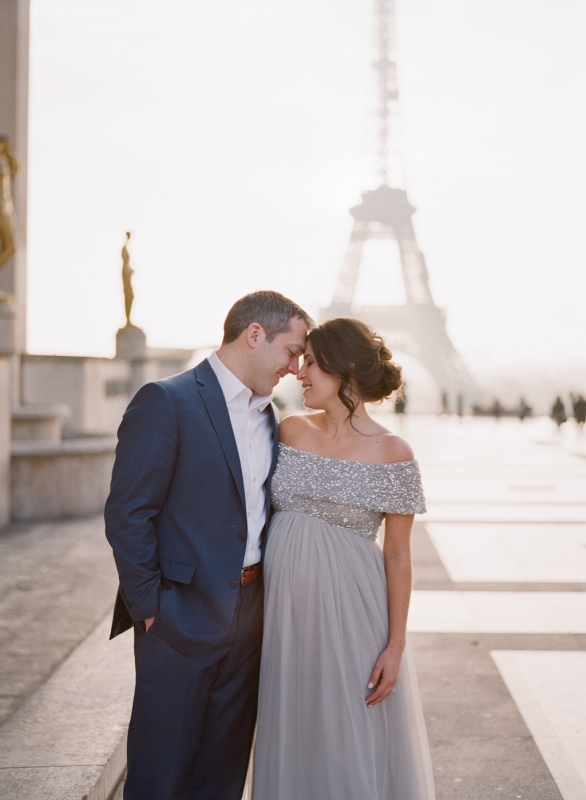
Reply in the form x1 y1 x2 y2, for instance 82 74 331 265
241 564 257 586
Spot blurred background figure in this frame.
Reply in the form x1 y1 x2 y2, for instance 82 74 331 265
571 393 586 428
516 396 531 421
551 396 567 428
491 398 503 421
395 384 407 415
441 391 449 415
457 393 464 418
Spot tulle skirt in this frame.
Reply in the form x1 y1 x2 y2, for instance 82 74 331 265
249 510 436 800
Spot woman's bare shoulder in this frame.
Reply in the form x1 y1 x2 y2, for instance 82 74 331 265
278 412 323 447
376 432 415 464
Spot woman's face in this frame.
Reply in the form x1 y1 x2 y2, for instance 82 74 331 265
297 343 342 410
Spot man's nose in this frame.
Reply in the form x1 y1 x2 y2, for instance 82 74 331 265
289 358 300 376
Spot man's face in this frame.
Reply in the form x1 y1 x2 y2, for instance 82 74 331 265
249 316 307 396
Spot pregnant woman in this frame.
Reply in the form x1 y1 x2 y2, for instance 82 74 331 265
252 318 436 800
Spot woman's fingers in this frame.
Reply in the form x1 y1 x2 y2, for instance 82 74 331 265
367 662 383 692
366 676 397 706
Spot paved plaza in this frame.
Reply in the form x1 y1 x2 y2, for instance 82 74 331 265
403 413 586 800
0 413 585 799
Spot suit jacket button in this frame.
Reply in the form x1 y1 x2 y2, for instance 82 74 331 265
230 580 239 589
238 533 246 542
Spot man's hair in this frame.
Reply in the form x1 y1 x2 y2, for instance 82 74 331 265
222 290 313 344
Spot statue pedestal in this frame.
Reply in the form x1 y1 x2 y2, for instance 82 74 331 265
0 293 16 356
115 324 147 360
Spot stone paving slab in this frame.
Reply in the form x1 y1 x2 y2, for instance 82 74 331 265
0 515 120 725
0 615 134 799
409 591 586 634
426 522 586 584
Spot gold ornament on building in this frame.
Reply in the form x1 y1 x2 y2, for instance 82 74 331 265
0 136 19 271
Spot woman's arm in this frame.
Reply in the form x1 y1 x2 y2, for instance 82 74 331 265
365 512 414 707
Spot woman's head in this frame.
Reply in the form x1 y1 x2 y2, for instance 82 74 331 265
299 318 402 416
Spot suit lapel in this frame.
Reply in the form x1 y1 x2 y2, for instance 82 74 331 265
195 360 246 509
264 402 279 523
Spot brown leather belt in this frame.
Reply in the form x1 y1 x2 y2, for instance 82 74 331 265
241 563 261 586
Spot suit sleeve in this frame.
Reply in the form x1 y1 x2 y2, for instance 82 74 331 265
104 381 179 622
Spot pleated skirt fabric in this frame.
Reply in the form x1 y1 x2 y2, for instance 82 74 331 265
250 510 436 800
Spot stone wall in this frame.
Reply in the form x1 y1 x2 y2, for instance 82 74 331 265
0 356 10 526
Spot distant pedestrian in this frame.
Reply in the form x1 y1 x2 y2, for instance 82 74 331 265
457 394 464 418
516 397 530 421
491 398 503 420
551 396 567 428
441 391 449 415
573 394 586 427
395 383 407 414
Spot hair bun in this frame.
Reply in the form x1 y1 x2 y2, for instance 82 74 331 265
377 358 402 399
308 318 403 413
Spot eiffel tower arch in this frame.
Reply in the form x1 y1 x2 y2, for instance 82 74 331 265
320 1 477 407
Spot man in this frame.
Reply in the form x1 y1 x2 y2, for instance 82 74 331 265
105 290 311 800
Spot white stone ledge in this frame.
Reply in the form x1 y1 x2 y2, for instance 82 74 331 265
11 436 117 457
10 438 116 521
0 615 134 800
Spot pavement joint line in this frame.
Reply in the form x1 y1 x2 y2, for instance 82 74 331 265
492 651 586 800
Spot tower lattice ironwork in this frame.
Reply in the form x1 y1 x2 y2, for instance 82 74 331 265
320 0 476 405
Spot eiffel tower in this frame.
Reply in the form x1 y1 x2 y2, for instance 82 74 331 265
320 0 477 406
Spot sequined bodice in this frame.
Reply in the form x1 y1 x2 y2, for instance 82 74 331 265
271 443 426 540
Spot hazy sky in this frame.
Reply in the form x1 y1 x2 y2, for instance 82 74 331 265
27 0 586 366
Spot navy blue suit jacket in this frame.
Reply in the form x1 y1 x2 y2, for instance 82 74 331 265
105 359 278 655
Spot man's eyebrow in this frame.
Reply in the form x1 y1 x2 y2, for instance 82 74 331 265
287 343 305 354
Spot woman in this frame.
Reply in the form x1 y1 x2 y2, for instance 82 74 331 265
252 318 435 800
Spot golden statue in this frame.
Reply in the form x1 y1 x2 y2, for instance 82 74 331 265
122 231 134 326
0 137 19 271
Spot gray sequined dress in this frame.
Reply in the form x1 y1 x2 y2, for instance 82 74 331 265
251 443 436 800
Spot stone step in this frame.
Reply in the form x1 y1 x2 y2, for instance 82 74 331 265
0 615 134 800
11 404 71 444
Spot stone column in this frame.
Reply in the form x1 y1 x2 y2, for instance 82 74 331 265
0 0 29 522
0 0 30 359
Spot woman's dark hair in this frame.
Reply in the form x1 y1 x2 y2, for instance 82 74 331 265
308 318 402 419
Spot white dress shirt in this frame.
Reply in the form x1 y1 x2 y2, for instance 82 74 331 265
208 351 273 567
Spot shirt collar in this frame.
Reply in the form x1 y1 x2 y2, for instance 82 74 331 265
208 351 272 412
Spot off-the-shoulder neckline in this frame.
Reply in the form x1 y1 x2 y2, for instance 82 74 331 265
278 442 418 469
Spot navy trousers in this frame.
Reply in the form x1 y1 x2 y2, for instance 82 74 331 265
124 579 263 800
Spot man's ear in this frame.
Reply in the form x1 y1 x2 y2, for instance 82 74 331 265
246 323 263 349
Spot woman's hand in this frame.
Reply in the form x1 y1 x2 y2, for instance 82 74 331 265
366 646 403 707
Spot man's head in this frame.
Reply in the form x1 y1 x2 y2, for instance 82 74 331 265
217 290 313 396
